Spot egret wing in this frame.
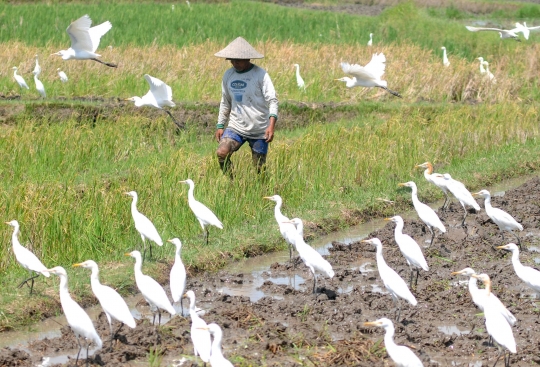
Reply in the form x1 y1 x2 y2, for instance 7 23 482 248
465 26 503 32
97 285 136 328
88 21 112 52
66 15 94 52
144 74 174 106
341 62 378 82
363 53 387 80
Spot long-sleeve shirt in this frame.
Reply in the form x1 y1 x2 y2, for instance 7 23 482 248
217 64 278 139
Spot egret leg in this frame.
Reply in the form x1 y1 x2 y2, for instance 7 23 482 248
85 339 90 367
90 58 117 68
152 311 156 326
149 242 153 260
414 268 420 288
492 345 503 367
110 322 125 351
205 228 209 246
75 335 83 366
408 267 414 289
511 231 522 250
141 236 148 262
461 208 468 227
441 194 450 211
164 110 184 129
18 271 40 295
379 86 402 98
312 271 317 294
427 226 436 248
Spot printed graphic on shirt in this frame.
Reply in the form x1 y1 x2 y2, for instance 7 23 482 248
230 79 247 116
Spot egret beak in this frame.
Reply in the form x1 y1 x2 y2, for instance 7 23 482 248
384 217 392 221
167 239 174 243
472 192 481 197
397 182 407 187
196 326 210 330
179 180 187 184
4 222 10 225
495 245 507 250
450 270 462 275
363 321 382 327
124 253 132 257
124 97 134 101
72 263 83 268
263 196 273 200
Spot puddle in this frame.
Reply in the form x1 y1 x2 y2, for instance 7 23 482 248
437 325 470 336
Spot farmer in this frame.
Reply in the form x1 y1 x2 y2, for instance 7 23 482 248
214 37 278 176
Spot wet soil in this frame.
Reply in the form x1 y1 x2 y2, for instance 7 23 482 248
2 177 540 366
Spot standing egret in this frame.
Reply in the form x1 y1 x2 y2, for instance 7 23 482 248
6 220 49 295
198 323 234 367
184 291 211 364
398 181 446 247
293 64 306 91
125 251 176 325
180 179 223 245
483 61 496 82
473 190 522 248
33 71 46 98
337 53 402 97
513 22 540 40
52 14 117 67
385 216 429 288
441 46 450 67
364 318 423 367
361 238 417 322
436 174 480 227
47 266 102 366
126 191 163 260
125 74 182 129
497 244 540 295
367 32 373 46
168 238 186 315
73 260 136 350
12 67 29 90
284 218 334 294
465 25 521 41
264 195 297 262
477 57 486 74
415 162 451 210
33 54 41 76
57 68 68 83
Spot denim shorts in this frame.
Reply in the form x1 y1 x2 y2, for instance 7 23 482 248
221 128 268 155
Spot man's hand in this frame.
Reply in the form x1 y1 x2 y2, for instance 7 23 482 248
264 117 277 142
215 128 224 142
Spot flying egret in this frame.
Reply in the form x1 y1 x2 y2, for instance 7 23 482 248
385 216 429 288
184 290 211 364
472 273 517 366
497 243 540 296
197 323 234 367
6 220 49 295
73 260 136 350
398 181 446 247
33 71 46 98
180 179 223 245
12 67 29 90
125 251 176 325
415 162 451 210
435 173 480 227
33 54 41 76
364 318 423 367
473 190 522 248
477 57 486 74
284 218 334 294
264 195 297 262
441 46 450 67
361 238 417 322
513 22 540 40
337 53 402 97
47 266 102 366
52 14 117 67
125 74 182 129
367 32 373 46
465 25 521 41
293 64 306 91
168 238 186 315
126 191 163 260
483 61 496 82
57 68 68 83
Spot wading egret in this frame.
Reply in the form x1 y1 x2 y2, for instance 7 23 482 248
73 260 136 350
441 46 450 67
364 318 423 367
264 195 297 262
184 291 211 364
385 216 429 288
465 25 521 41
337 53 402 97
477 57 486 74
361 238 417 322
52 14 116 67
6 220 49 295
284 218 334 294
168 238 186 315
367 33 373 46
497 243 540 295
12 67 29 90
398 181 446 246
472 273 517 366
125 74 182 129
47 266 102 365
126 191 163 260
473 190 522 247
57 68 68 82
33 54 41 76
293 64 306 90
415 162 451 210
180 179 223 245
436 174 480 227
483 61 496 82
197 323 234 367
513 22 540 40
125 251 175 325
33 71 46 98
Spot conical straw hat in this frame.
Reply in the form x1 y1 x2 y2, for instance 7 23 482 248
214 37 264 59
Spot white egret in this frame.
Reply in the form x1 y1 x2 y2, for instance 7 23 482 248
435 173 480 227
337 53 402 97
57 68 68 83
477 57 486 74
264 195 297 262
52 14 117 67
33 71 46 98
293 64 306 91
184 290 211 364
398 181 446 246
472 273 517 366
385 216 429 288
180 179 223 245
361 238 417 321
497 243 540 295
197 323 234 367
513 22 540 40
441 46 450 67
125 74 182 129
168 238 187 315
126 191 163 260
367 32 373 46
483 61 496 82
12 67 29 90
47 266 102 365
364 318 423 367
473 190 522 247
6 220 49 295
73 260 136 350
33 54 41 76
125 251 176 325
465 25 521 41
284 218 334 294
415 162 451 210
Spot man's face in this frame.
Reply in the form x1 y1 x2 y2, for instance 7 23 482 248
230 59 251 72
